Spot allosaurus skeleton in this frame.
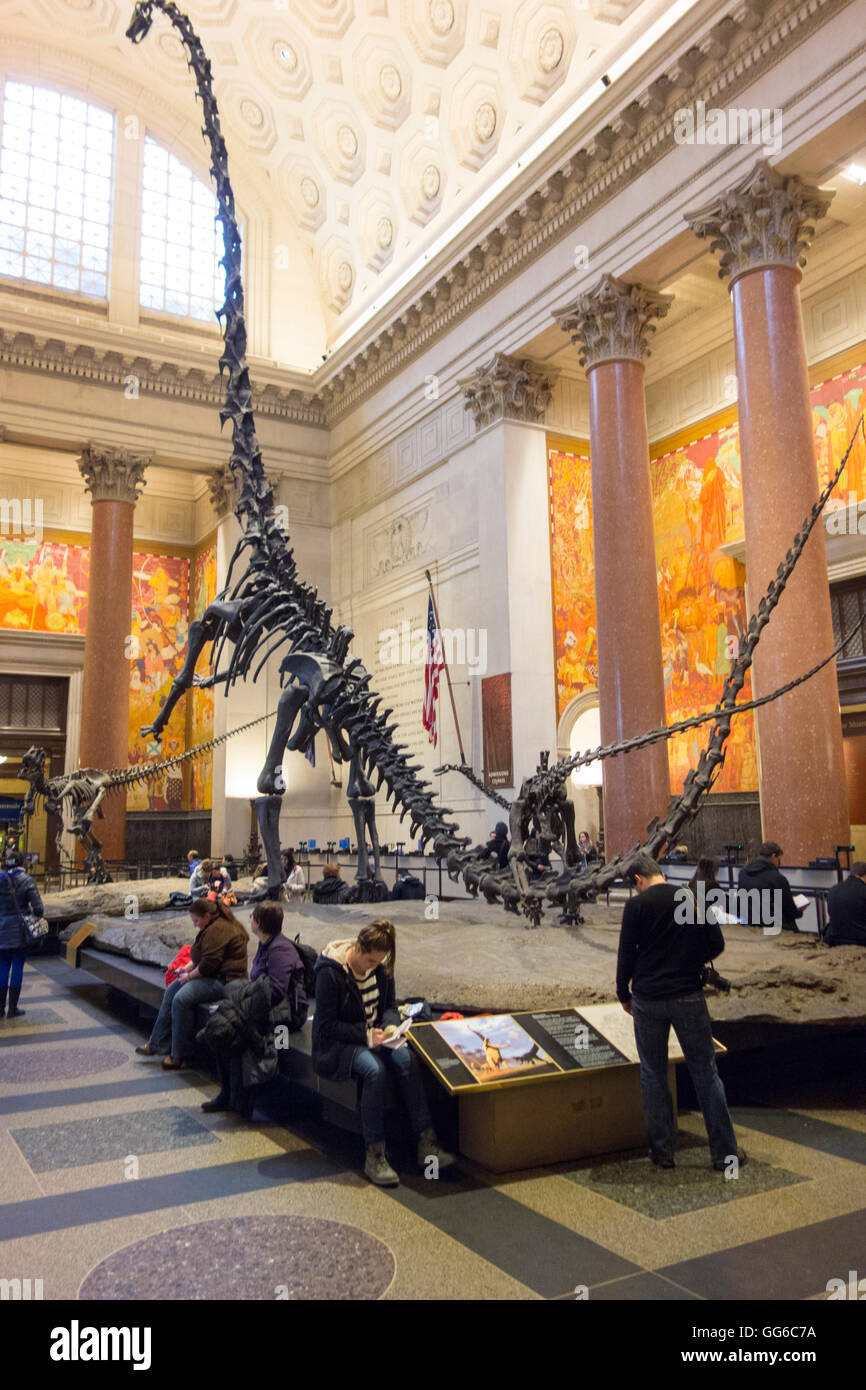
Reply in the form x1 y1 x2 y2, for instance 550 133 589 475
16 713 275 883
115 0 862 925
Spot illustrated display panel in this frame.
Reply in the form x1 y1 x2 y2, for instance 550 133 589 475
410 1008 629 1094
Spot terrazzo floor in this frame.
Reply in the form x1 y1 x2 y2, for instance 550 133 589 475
0 954 864 1302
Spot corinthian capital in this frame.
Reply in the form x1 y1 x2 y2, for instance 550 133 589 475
553 275 673 370
686 160 834 287
207 464 237 518
457 353 560 431
78 445 149 503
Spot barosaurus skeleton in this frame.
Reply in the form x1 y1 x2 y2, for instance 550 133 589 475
122 0 863 923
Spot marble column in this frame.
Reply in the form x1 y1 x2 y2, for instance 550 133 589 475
688 161 849 861
77 446 149 862
554 277 673 855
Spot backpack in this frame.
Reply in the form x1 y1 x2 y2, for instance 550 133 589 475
292 934 318 1000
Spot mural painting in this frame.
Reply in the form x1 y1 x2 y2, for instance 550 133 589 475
127 553 190 812
548 449 597 721
189 539 216 811
0 540 89 632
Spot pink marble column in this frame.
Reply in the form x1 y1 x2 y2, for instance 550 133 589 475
555 277 672 854
689 162 849 861
77 446 149 863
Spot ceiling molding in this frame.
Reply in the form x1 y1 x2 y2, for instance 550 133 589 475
317 0 856 422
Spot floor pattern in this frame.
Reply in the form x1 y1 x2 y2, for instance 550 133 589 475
0 956 864 1301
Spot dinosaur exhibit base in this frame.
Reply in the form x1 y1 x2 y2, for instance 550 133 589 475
54 890 866 1041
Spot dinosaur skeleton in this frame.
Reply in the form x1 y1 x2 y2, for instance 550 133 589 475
123 0 863 923
16 713 274 884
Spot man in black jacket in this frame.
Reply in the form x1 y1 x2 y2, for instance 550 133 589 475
825 863 866 946
737 842 804 931
616 853 744 1173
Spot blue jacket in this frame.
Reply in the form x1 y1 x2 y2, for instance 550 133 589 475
0 869 44 951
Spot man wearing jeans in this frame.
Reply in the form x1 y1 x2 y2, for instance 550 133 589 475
616 853 746 1172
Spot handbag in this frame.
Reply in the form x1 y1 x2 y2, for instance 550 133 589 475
8 873 49 943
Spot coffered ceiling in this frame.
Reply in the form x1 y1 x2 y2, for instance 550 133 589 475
0 0 700 351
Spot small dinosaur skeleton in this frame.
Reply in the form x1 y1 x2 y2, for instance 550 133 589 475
122 1 864 923
16 713 273 883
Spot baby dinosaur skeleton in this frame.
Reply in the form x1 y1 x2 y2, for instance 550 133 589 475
17 713 274 883
124 0 864 923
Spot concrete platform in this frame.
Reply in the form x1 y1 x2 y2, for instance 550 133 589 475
55 891 866 1039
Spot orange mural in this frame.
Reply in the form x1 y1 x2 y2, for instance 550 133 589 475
189 540 216 811
812 363 866 507
548 362 866 798
128 553 190 812
548 449 597 721
651 434 757 794
0 540 89 632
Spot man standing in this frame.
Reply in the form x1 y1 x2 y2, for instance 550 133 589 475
825 862 866 946
616 853 745 1172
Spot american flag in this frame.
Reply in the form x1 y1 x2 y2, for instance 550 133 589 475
422 594 445 747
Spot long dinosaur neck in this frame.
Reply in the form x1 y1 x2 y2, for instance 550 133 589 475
128 1 280 553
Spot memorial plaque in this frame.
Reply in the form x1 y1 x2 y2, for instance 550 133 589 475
481 673 513 788
410 1008 630 1094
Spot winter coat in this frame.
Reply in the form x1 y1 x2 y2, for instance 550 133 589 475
311 949 400 1082
250 932 308 1021
825 875 866 947
188 866 208 899
0 868 43 951
738 856 803 929
391 873 425 901
311 874 352 905
195 976 299 1090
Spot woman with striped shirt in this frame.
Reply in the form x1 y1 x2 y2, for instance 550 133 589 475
312 920 455 1187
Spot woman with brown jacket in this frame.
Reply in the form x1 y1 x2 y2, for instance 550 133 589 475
136 898 248 1070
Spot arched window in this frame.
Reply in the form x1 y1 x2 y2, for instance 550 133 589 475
139 138 224 322
0 81 114 297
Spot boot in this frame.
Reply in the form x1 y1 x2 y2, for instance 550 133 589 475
364 1142 399 1187
416 1127 457 1171
201 1055 231 1112
0 986 7 1019
7 987 24 1019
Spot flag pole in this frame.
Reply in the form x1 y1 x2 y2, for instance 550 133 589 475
425 567 467 764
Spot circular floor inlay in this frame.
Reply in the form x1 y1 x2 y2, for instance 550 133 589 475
0 1048 128 1084
80 1216 395 1301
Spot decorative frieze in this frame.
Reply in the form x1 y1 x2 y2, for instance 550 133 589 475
458 353 559 430
78 445 149 505
687 160 834 287
553 276 673 370
0 329 326 427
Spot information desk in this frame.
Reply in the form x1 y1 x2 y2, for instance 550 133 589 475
410 1004 723 1172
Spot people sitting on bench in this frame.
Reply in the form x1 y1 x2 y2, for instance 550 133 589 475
201 901 308 1118
312 920 456 1187
135 898 248 1070
825 862 866 947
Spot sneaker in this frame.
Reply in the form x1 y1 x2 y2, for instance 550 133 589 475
417 1127 458 1170
364 1142 399 1187
713 1148 748 1172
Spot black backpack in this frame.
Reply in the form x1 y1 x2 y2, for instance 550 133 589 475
292 934 318 1000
